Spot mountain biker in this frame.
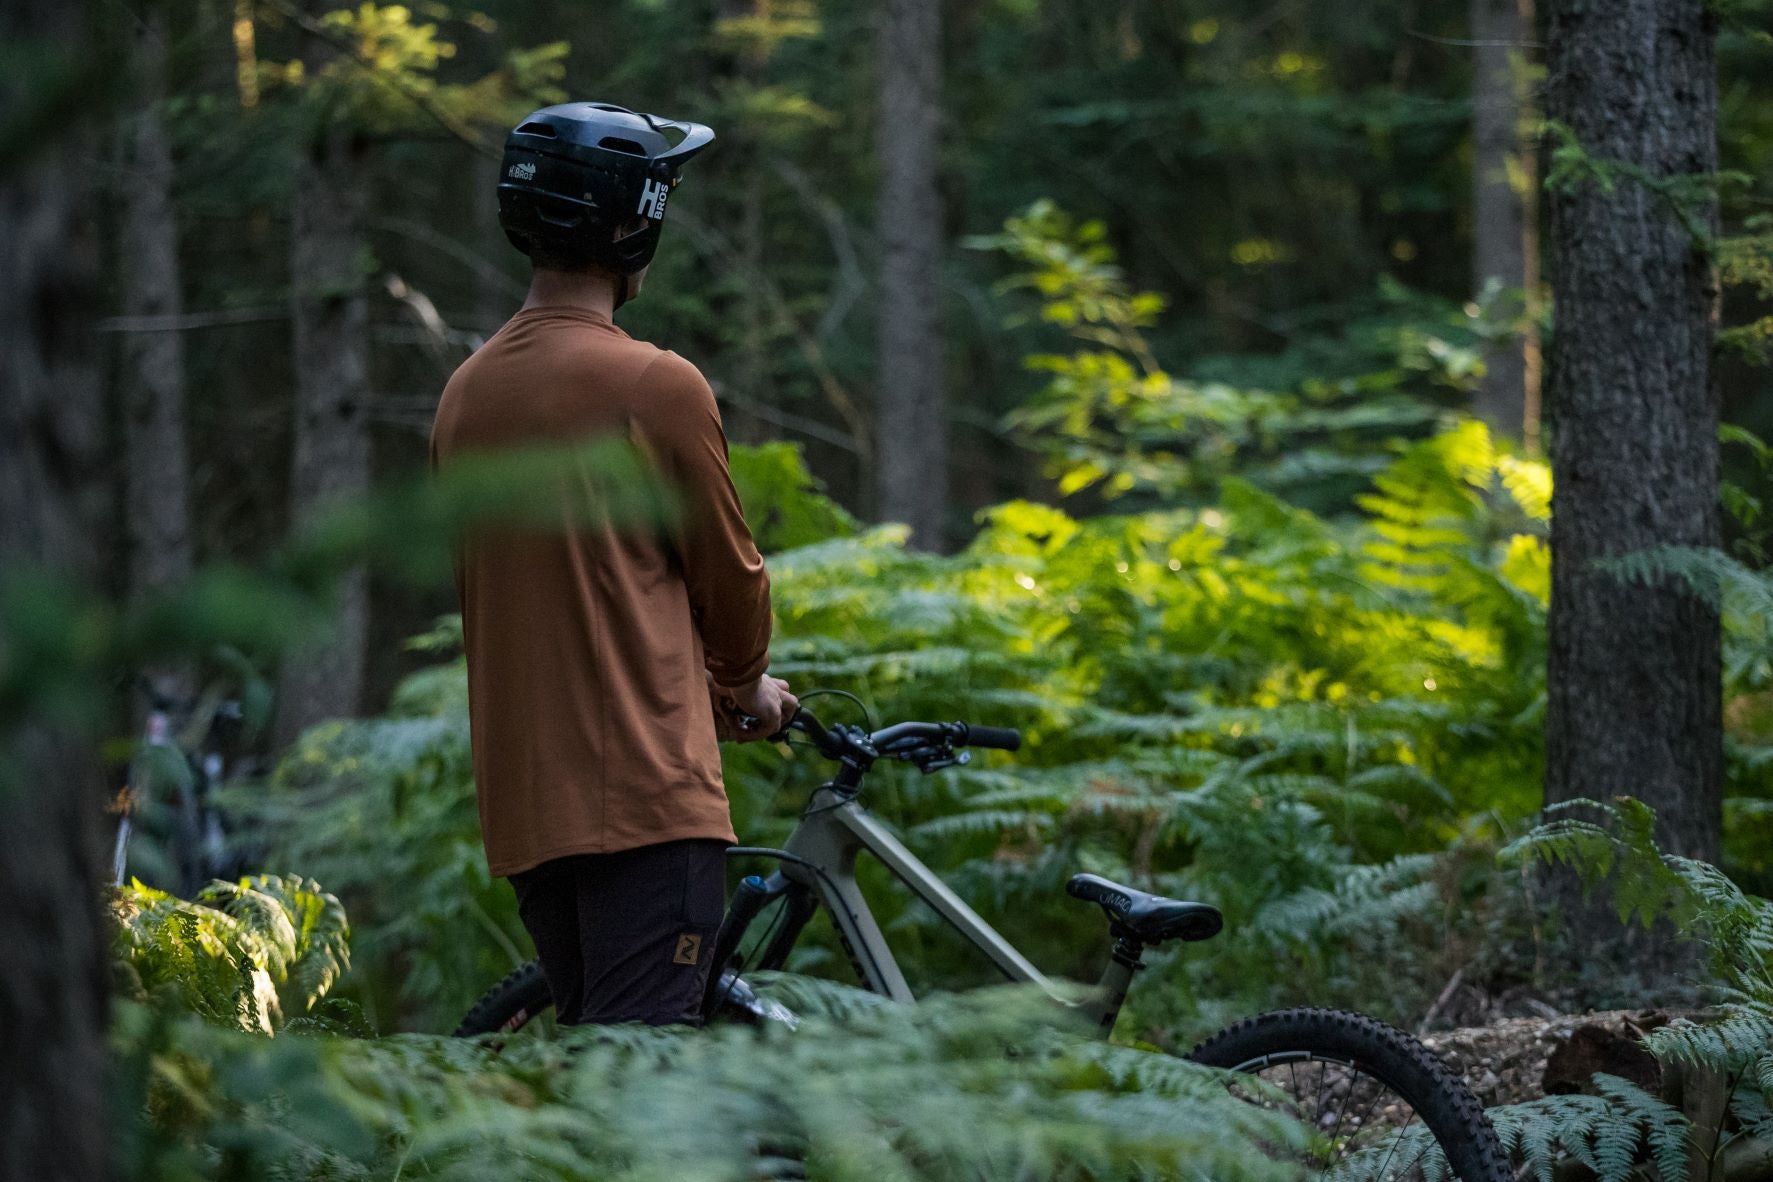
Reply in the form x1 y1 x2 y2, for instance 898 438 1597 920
430 102 796 1026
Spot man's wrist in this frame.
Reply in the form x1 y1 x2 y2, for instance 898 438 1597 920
713 670 766 696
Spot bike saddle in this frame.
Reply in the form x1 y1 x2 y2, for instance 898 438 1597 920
1066 873 1223 944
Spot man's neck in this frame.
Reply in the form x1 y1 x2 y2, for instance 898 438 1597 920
521 267 622 318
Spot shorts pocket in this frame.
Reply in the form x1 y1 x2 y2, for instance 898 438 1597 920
674 839 728 929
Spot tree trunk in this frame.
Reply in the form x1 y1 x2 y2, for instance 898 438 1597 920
277 117 372 748
0 1 113 1177
120 6 194 614
1470 0 1543 447
1543 0 1721 863
874 0 947 549
473 148 507 337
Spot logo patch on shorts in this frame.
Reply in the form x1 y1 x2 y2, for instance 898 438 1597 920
673 933 702 965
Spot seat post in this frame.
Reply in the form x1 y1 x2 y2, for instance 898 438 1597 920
1089 925 1149 1036
1110 924 1147 970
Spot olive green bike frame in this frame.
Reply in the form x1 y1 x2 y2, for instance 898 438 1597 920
772 784 1139 1034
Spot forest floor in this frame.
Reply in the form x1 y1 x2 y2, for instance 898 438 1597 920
1424 1008 1683 1107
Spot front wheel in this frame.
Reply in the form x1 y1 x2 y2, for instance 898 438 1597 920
1189 1008 1510 1182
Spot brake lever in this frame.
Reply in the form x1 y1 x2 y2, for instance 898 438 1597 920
909 746 970 775
734 712 777 739
735 709 802 746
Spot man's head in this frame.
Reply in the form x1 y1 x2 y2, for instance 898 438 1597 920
496 102 714 307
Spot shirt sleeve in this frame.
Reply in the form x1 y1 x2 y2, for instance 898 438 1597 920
634 351 772 688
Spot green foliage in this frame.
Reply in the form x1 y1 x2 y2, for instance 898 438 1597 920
0 439 672 781
247 665 509 1032
1718 216 1773 364
1507 797 1773 1016
1543 120 1749 249
1591 542 1773 892
261 1 567 136
113 986 1306 1182
1487 1081 1689 1182
280 438 677 589
972 201 1482 513
729 441 859 552
112 875 350 1034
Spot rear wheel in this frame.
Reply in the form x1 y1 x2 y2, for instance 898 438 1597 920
1189 1008 1510 1182
454 960 552 1037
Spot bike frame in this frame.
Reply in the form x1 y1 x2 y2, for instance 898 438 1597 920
114 707 175 887
749 782 1144 1036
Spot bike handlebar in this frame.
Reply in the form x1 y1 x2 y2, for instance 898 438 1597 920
868 719 1021 753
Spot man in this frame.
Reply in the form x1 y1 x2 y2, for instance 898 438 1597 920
431 102 795 1026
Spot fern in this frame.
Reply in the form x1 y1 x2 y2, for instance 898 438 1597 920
197 875 352 1018
974 201 1473 510
1487 1079 1690 1182
111 875 350 1033
1498 802 1773 1181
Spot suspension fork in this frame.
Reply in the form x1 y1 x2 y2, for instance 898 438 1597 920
754 880 819 971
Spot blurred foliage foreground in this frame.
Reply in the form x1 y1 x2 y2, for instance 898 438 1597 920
109 799 1773 1181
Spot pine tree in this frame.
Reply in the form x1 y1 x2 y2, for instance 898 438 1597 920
120 0 195 706
1542 0 1723 863
875 0 947 548
0 0 113 1174
278 5 374 747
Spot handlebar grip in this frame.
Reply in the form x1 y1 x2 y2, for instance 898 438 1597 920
961 724 1021 752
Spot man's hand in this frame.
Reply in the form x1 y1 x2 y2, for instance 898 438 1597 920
725 674 798 741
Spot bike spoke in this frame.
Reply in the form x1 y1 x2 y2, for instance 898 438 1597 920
1245 1057 1443 1181
1315 1058 1330 1127
1344 1085 1391 1163
1326 1061 1359 1157
1371 1111 1418 1181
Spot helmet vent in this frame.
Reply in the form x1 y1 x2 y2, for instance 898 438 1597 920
516 122 558 138
597 136 645 156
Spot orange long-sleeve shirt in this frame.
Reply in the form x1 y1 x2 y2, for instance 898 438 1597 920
430 306 767 876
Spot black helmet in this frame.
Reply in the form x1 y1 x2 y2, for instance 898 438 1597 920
497 102 715 275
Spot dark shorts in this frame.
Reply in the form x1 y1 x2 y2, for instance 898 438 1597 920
509 838 727 1026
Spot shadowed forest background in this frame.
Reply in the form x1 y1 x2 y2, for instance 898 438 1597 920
7 0 1773 1179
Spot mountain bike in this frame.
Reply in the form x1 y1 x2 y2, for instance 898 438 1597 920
112 683 253 896
456 706 1510 1182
